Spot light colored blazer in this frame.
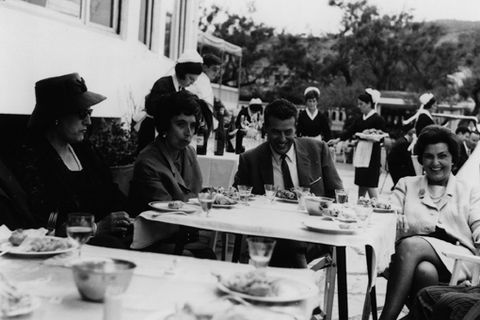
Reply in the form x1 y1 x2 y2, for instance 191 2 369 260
391 175 480 253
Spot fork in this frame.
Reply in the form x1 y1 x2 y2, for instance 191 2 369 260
47 211 58 236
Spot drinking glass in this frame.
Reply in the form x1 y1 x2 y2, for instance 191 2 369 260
66 212 95 258
294 186 311 210
264 184 277 204
335 189 349 204
247 237 276 269
237 185 253 206
354 205 373 228
198 192 215 217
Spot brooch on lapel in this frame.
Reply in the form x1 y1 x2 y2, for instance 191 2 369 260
418 189 425 198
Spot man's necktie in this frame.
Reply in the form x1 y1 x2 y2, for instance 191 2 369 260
281 154 294 190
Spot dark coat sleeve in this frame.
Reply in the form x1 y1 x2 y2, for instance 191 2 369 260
415 114 434 135
318 141 343 198
319 113 331 141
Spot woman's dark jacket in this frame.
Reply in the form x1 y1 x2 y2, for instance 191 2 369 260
14 137 126 232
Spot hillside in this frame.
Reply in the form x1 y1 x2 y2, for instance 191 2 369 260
430 19 480 44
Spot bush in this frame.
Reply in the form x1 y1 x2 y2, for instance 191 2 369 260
89 118 138 167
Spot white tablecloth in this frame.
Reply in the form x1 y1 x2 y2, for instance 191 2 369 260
134 198 396 277
197 153 239 188
0 245 317 320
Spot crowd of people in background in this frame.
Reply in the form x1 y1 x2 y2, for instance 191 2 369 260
3 47 480 319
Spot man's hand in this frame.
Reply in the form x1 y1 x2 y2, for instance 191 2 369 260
96 211 133 235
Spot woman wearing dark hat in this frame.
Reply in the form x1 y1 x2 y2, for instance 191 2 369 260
330 88 386 198
15 73 132 248
137 50 204 153
297 87 331 141
129 90 216 259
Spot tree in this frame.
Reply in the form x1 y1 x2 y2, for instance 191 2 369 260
325 0 458 92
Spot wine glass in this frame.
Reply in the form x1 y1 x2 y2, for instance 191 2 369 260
198 192 215 217
66 212 95 258
247 237 276 269
263 184 277 203
354 205 373 228
335 189 349 204
294 186 311 210
237 185 253 206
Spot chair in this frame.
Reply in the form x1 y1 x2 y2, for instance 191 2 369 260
441 251 480 320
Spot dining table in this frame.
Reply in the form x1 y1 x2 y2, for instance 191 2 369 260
197 152 239 189
134 197 397 320
0 244 319 320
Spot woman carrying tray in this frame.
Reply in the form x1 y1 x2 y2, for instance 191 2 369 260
329 88 386 199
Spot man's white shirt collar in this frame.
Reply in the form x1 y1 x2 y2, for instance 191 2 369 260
363 109 376 120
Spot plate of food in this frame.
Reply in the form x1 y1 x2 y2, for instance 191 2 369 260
275 190 298 203
217 270 316 303
303 219 358 235
1 231 75 257
371 199 395 213
148 201 198 213
212 194 238 208
355 129 389 141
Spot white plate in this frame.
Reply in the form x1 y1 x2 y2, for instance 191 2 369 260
275 197 298 203
217 277 316 303
0 237 76 257
373 208 395 213
189 198 238 209
148 201 198 213
3 296 41 317
303 220 358 235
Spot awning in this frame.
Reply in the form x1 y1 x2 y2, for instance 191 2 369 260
198 32 242 57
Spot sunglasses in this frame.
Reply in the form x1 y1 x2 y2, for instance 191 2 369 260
78 109 93 119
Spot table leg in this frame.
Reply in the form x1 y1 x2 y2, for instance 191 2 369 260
362 245 378 320
232 234 243 263
336 246 348 320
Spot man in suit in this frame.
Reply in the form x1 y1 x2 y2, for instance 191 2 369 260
234 98 343 268
387 128 416 187
454 126 471 174
411 284 480 320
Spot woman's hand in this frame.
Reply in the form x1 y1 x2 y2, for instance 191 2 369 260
96 211 133 235
396 214 409 233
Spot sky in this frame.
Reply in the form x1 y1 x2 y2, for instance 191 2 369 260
199 0 480 36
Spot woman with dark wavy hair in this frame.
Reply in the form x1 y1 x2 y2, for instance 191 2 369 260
129 90 216 259
379 125 480 320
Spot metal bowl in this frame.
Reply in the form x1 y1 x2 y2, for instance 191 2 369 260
72 258 136 302
304 196 334 216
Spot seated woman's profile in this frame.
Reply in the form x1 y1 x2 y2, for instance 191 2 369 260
15 73 132 248
380 125 480 320
129 90 216 259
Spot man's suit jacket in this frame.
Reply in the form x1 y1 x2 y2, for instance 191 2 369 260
455 142 469 174
233 138 343 198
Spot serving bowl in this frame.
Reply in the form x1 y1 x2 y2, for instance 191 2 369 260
72 258 136 302
304 196 334 216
